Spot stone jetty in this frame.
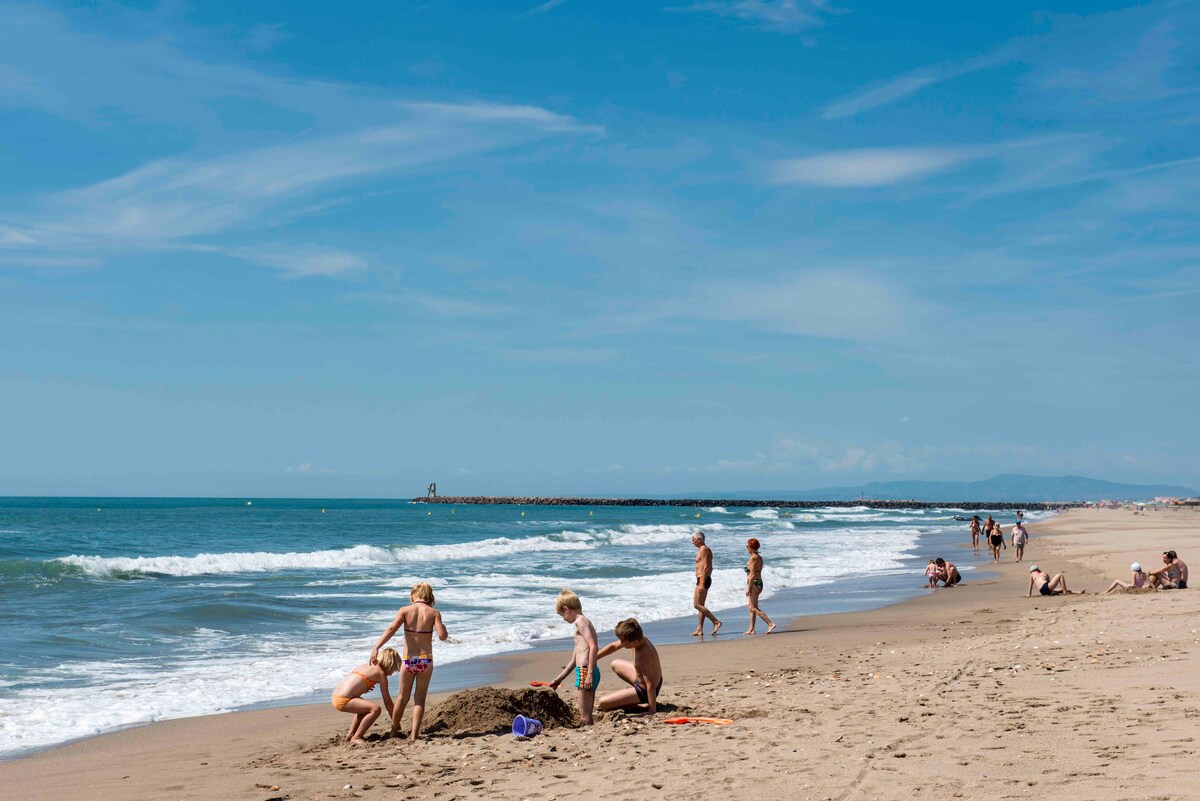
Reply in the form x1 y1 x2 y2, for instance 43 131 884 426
413 497 1077 511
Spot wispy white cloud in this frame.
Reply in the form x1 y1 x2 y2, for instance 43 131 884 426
663 271 914 341
220 245 370 278
2 100 600 265
821 47 1017 119
518 0 570 18
674 0 833 34
770 146 983 187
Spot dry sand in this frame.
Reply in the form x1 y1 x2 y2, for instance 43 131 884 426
3 507 1198 801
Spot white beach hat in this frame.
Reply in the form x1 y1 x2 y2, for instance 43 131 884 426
1131 562 1142 572
1028 565 1039 572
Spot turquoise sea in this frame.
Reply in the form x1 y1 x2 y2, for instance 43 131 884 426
0 497 1036 756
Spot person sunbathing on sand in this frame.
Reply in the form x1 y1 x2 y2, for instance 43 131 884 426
935 557 961 587
370 581 449 740
547 588 600 726
744 538 776 634
596 618 663 715
1104 562 1149 594
1146 551 1188 590
1027 565 1081 596
331 648 399 745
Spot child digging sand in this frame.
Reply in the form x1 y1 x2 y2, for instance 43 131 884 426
596 618 664 715
370 581 449 740
546 588 600 725
331 648 400 745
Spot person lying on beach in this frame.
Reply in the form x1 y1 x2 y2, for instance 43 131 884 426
1027 565 1081 596
1104 562 1149 594
370 581 449 740
935 557 961 587
1011 521 1029 562
1146 551 1188 590
744 537 776 634
546 588 600 726
691 531 722 636
925 559 939 588
331 648 399 745
596 618 664 715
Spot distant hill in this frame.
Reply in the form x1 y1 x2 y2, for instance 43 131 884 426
702 474 1197 503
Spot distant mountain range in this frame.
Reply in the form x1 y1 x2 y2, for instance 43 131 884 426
698 474 1198 503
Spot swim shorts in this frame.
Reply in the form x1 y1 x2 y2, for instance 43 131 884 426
574 664 600 690
697 575 712 589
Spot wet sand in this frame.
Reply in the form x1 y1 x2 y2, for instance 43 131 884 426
3 507 1198 800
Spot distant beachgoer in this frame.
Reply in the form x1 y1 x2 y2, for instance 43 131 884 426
371 582 449 740
985 515 996 536
936 557 961 587
1104 562 1149 594
1011 521 1029 562
970 516 981 552
1027 565 1080 596
547 588 600 725
925 559 939 588
331 649 399 744
743 538 775 635
691 531 722 636
596 618 664 714
1147 550 1188 590
988 522 1006 563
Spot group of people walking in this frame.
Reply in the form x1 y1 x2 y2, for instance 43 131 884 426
690 531 776 637
970 514 1029 563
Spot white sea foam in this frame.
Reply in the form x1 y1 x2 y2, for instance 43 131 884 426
747 508 778 519
3 508 948 756
52 523 737 578
705 507 730 514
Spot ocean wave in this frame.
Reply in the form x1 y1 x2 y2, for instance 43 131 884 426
47 521 735 578
705 507 730 514
54 535 596 578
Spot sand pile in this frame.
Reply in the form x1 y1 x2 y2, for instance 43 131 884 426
421 686 578 738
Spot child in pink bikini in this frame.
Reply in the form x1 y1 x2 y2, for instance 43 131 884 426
370 582 449 740
331 648 400 745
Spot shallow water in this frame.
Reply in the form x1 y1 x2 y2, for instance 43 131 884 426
0 497 1036 755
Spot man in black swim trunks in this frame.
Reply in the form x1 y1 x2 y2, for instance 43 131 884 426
691 531 722 636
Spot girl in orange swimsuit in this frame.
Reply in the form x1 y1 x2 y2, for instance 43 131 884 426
370 582 450 740
330 648 400 744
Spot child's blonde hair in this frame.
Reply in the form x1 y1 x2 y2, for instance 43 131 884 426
411 582 435 605
555 587 582 614
376 647 401 674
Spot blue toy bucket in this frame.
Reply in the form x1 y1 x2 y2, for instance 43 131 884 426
512 715 543 738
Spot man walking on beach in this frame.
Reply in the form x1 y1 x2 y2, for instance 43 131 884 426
691 532 722 636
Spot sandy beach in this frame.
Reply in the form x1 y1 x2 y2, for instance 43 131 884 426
4 507 1198 801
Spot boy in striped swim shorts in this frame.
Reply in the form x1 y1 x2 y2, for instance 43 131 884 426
547 588 601 725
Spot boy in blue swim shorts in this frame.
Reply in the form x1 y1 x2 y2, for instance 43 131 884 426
547 588 600 725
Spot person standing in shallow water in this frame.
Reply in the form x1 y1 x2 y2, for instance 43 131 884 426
969 516 981 552
744 538 775 635
691 531 722 636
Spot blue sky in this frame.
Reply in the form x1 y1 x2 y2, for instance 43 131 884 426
2 1 1198 497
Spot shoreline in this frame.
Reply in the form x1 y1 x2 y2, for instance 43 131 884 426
416 496 1076 510
5 507 1198 800
0 510 979 762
